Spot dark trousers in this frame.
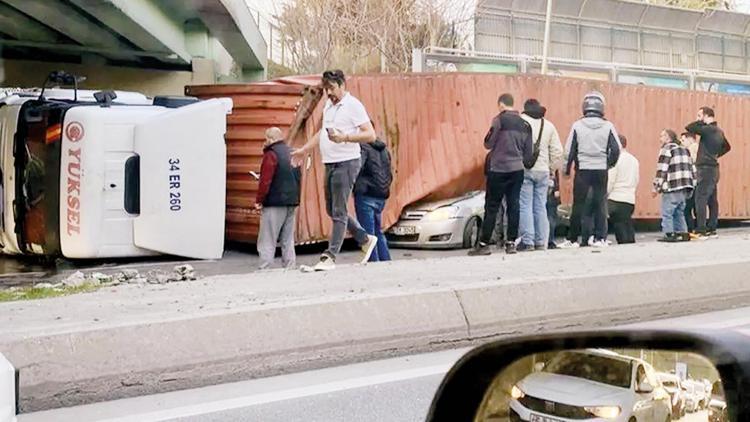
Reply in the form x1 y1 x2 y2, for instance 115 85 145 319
324 159 368 258
547 199 558 246
581 195 605 245
608 200 635 244
480 170 524 244
695 166 720 233
685 195 696 233
568 170 608 243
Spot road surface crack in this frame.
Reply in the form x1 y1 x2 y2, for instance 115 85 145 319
453 290 471 338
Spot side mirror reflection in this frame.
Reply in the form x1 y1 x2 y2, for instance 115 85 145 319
475 349 725 422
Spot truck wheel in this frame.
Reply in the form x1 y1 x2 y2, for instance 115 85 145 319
462 217 481 249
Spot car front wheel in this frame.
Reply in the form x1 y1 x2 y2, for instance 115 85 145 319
462 216 481 249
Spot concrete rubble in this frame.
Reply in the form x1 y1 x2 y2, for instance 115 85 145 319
51 265 199 289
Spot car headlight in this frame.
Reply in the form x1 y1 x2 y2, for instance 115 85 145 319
423 206 459 222
510 385 525 400
584 406 621 419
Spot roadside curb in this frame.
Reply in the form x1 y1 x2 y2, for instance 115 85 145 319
5 258 750 412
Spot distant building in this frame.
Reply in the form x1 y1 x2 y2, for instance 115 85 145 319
415 0 750 94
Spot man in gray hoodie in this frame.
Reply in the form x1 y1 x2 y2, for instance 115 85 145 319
559 91 621 249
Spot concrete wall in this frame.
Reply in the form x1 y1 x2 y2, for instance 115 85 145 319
0 58 218 97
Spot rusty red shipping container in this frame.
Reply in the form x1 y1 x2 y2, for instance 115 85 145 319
187 73 750 244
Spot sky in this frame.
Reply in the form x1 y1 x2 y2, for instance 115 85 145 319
247 0 283 21
736 0 750 12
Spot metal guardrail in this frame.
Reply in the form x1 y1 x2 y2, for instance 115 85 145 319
419 46 750 87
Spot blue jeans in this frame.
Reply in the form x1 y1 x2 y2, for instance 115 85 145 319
661 191 688 234
354 195 391 262
519 171 550 247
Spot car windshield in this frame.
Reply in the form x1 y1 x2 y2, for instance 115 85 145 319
544 352 632 389
661 379 677 388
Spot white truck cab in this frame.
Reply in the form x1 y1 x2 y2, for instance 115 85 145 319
0 83 231 260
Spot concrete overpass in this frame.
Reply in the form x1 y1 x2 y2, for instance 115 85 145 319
0 0 268 95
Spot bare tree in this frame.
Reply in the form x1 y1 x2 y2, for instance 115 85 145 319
276 0 477 74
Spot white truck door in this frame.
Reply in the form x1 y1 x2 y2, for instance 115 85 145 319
133 98 232 260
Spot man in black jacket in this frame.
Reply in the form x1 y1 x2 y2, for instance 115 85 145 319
255 127 302 269
685 106 731 239
470 93 533 256
354 135 393 262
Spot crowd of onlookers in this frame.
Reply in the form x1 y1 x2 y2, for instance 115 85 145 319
252 69 731 271
470 91 730 256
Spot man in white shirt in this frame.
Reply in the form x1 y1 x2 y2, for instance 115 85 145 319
293 70 378 271
607 134 640 244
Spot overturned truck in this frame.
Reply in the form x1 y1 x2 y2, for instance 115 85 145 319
1 73 232 260
188 72 750 245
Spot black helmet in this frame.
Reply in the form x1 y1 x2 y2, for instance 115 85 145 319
582 91 605 115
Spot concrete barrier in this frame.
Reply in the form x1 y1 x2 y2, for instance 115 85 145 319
0 353 16 422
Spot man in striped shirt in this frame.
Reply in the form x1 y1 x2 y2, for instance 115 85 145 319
652 129 697 243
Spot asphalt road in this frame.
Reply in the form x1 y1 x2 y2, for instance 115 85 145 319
20 306 750 422
5 226 749 288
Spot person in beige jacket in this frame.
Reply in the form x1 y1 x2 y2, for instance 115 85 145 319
518 99 564 251
607 134 640 244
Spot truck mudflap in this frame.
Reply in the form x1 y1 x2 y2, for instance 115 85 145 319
133 98 232 260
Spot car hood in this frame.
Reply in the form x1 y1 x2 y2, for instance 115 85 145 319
709 398 727 409
519 373 628 406
404 191 482 212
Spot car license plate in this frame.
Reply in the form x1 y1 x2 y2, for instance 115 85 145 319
530 414 565 422
392 226 416 235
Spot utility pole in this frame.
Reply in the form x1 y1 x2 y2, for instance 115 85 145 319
541 0 553 75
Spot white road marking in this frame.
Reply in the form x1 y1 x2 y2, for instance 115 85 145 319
102 365 450 422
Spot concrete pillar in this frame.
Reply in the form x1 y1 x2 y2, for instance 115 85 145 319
241 67 265 81
412 48 424 72
190 58 215 86
184 19 209 59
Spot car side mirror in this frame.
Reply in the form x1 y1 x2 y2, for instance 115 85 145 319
637 381 654 394
426 330 749 422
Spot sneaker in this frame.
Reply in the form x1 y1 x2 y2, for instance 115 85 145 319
707 230 719 239
590 239 609 248
505 241 517 255
516 243 535 252
658 233 678 243
468 242 492 256
547 242 558 250
535 245 547 251
693 231 710 241
558 240 580 249
312 254 336 271
675 233 691 242
360 235 378 264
